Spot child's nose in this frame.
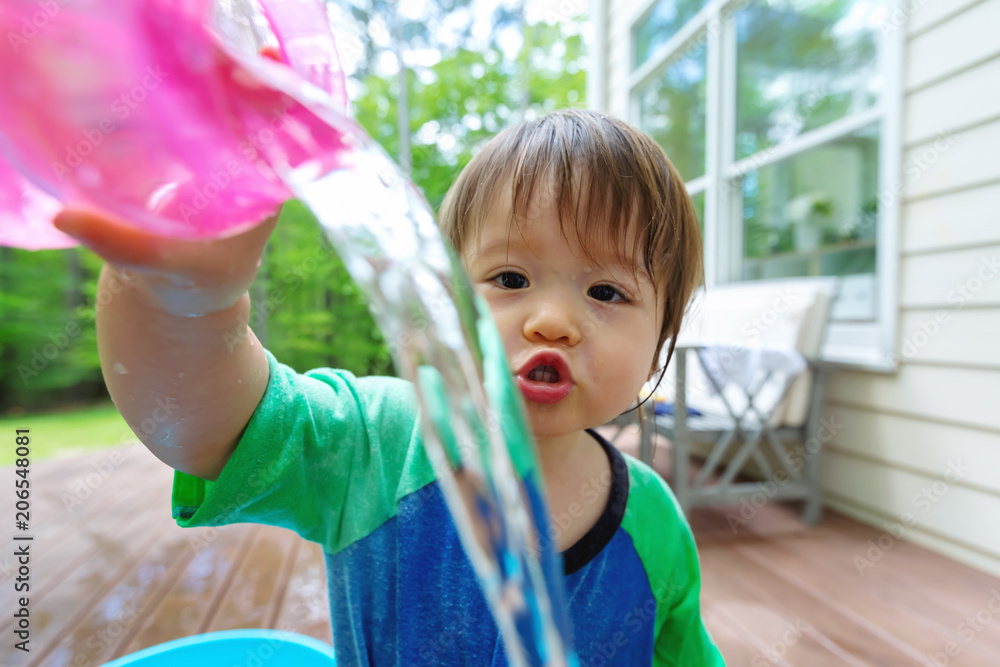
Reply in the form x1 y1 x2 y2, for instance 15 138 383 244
522 295 583 346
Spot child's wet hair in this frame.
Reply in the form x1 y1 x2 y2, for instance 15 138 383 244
439 109 704 372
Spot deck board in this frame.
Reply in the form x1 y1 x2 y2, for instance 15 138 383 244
3 437 1000 666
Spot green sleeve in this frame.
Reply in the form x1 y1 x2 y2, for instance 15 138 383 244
620 457 726 666
171 348 434 554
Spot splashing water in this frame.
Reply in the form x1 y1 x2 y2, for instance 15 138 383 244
0 0 579 663
214 8 579 663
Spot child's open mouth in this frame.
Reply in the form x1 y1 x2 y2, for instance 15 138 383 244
515 352 574 405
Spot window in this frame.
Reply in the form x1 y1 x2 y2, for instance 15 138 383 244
638 39 707 181
628 0 902 368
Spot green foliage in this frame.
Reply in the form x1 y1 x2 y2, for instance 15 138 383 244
353 20 587 211
251 200 390 377
0 248 106 410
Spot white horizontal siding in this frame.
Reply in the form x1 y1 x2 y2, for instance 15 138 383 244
905 56 1000 146
906 0 986 36
895 309 1000 369
821 450 1000 561
825 405 1000 495
905 0 1000 91
903 119 1000 200
828 364 1000 433
902 182 1000 254
901 244 1000 307
824 494 1000 580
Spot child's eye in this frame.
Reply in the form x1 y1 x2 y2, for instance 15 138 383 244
588 284 628 303
491 271 529 290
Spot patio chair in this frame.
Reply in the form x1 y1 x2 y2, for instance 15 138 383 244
100 629 336 666
610 278 837 525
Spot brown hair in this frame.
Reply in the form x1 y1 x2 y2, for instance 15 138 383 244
439 109 703 374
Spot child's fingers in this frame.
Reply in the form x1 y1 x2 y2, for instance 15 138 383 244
52 206 163 267
54 206 278 273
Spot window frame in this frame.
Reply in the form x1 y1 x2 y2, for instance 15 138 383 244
625 0 906 371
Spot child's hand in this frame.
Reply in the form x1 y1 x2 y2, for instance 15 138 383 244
54 206 278 317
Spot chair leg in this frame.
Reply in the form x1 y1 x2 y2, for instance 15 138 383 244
802 423 824 526
639 401 654 465
671 435 690 516
801 367 829 526
803 487 823 526
671 351 691 516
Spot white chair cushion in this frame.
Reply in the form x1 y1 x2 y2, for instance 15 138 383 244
650 278 836 428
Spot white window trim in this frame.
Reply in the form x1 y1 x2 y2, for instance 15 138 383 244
625 0 906 372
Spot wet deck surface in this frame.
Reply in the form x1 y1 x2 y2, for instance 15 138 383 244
3 434 999 666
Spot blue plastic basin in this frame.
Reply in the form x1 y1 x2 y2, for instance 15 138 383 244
100 629 336 666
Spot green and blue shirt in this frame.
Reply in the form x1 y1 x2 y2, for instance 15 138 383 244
172 349 725 666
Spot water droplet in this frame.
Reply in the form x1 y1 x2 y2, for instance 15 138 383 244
178 372 185 379
113 363 128 375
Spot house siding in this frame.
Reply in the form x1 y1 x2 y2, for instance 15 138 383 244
825 0 1000 578
595 0 1000 577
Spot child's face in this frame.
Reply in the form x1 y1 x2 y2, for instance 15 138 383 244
462 192 663 442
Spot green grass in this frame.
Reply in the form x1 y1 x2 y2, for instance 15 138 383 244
0 402 134 465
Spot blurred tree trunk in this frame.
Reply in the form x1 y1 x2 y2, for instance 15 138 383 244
65 247 83 310
519 1 530 115
0 247 12 404
392 3 410 174
250 245 269 348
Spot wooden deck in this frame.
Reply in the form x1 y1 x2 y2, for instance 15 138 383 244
3 434 1000 666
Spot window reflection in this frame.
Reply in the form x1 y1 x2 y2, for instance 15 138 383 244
741 124 879 281
736 0 882 160
634 0 709 69
638 40 708 181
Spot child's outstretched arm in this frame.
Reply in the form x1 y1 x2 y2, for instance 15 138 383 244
54 207 278 481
